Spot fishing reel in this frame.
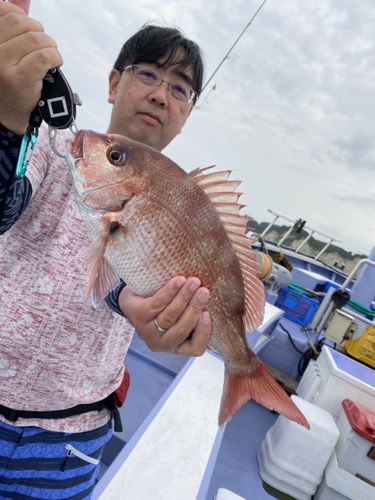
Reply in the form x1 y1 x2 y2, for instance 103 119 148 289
256 252 292 292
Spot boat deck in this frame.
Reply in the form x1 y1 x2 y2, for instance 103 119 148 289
93 330 280 499
204 399 277 499
92 248 375 499
92 297 329 500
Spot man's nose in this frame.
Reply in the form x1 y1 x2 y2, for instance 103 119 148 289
148 81 170 106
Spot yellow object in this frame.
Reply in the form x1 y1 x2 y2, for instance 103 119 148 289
343 325 375 368
256 252 273 281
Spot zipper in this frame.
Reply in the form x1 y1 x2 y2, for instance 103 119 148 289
65 444 99 466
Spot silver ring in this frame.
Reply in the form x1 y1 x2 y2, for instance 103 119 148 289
154 317 168 333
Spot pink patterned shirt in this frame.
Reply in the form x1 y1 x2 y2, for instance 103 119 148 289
0 126 134 433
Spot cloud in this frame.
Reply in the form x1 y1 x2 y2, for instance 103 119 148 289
335 131 375 171
334 193 375 210
28 0 375 253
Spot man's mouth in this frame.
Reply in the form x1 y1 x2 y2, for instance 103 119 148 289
139 112 162 125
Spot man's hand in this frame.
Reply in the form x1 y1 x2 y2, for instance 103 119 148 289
7 0 30 14
119 276 212 356
0 0 63 134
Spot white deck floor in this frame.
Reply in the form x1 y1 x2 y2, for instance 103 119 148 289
94 353 224 500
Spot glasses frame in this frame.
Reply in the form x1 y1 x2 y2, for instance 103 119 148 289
123 65 197 104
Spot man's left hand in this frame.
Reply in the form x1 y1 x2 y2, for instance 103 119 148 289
118 276 211 356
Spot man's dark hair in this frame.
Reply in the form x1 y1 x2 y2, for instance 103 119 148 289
113 24 204 104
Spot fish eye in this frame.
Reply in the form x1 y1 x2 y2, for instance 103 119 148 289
106 147 128 166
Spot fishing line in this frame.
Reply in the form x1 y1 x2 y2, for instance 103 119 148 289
199 0 269 96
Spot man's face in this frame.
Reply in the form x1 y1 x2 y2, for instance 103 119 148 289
107 51 194 152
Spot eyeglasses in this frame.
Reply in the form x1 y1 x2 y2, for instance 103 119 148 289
123 65 197 104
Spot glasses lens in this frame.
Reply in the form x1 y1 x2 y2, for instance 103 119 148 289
130 66 195 103
170 84 191 103
133 67 157 86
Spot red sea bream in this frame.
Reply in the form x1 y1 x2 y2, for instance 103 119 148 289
66 130 309 428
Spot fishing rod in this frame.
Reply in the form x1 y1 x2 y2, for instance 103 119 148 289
200 0 268 97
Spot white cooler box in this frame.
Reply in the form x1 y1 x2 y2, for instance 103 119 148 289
258 395 340 500
297 345 375 419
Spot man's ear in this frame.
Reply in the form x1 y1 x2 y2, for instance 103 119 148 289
108 70 121 104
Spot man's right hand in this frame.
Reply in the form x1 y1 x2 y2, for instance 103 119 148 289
0 0 63 135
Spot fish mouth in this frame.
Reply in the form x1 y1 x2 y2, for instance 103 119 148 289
65 134 81 173
65 130 132 213
71 129 85 157
65 144 79 176
65 129 86 172
65 135 75 152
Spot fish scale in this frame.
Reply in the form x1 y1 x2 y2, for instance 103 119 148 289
66 130 309 429
102 179 241 303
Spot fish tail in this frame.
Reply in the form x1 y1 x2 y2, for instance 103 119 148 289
219 362 309 428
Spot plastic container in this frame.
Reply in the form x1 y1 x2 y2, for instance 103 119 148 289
314 450 375 500
261 433 317 495
335 399 375 483
266 395 340 482
313 474 349 500
257 440 312 500
296 360 322 403
309 345 375 419
322 281 350 295
257 395 340 500
343 325 375 368
275 288 318 326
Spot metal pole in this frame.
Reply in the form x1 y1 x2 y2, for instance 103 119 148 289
295 232 314 254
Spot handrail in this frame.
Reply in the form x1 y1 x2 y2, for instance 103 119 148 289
260 209 342 260
341 258 375 291
313 258 375 334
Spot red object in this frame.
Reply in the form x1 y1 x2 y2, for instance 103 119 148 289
341 399 375 445
113 367 130 407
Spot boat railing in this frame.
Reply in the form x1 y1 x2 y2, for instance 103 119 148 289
260 209 343 261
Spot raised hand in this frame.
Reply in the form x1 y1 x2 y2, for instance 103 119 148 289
0 0 63 134
7 0 30 15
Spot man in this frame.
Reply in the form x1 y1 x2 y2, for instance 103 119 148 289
0 1 211 498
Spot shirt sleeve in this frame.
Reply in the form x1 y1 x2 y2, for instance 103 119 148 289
105 280 127 317
0 125 33 234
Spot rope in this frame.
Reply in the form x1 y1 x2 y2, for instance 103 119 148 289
257 252 273 281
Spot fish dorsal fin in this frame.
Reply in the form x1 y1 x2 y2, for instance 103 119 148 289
190 166 265 332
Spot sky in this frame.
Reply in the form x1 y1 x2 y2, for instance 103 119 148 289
29 0 375 255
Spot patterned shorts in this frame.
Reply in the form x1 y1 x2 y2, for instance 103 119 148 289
0 419 112 499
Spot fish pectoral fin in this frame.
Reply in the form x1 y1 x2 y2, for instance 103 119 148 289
84 235 120 308
91 258 120 308
219 362 310 429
